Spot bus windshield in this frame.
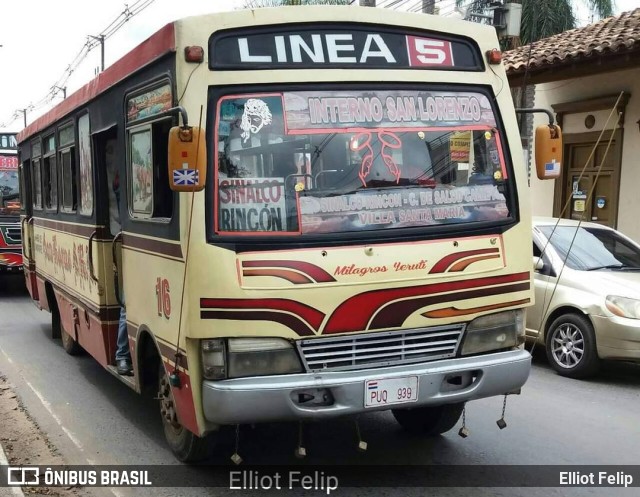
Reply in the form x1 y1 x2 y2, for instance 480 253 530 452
214 88 513 236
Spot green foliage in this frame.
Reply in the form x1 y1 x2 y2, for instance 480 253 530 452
456 0 614 44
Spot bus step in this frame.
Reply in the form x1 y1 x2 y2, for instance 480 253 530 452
106 365 137 389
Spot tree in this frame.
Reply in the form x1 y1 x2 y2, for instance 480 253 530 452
457 0 614 44
243 0 351 7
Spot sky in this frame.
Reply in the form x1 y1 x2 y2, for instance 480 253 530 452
0 0 637 132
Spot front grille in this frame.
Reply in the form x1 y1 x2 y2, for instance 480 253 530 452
298 325 465 372
5 227 21 243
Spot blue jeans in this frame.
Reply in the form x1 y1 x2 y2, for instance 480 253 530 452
115 305 130 362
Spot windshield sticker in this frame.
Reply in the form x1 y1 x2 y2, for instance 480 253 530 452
218 177 289 232
218 95 284 147
284 91 496 132
352 131 402 186
449 132 471 162
299 184 507 233
241 99 273 143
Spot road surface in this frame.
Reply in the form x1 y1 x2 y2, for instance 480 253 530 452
1 276 639 496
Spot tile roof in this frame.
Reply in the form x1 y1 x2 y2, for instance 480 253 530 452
504 8 640 77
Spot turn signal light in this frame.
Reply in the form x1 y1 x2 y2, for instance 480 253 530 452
184 46 204 63
486 49 502 64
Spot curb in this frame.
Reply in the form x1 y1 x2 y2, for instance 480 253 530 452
0 440 25 497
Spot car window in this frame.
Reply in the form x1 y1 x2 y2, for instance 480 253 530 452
533 241 542 257
539 225 640 271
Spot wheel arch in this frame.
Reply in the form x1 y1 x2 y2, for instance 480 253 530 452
134 325 163 394
543 306 595 344
44 280 61 339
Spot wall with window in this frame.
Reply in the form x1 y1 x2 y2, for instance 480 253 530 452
528 66 640 242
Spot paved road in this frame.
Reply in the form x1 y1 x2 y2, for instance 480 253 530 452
1 275 639 497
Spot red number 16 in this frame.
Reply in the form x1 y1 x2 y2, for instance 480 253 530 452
155 277 171 319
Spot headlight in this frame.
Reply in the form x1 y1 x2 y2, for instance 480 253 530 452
606 295 640 320
461 309 525 356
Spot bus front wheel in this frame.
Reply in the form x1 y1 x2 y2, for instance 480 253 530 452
392 402 465 435
158 364 213 462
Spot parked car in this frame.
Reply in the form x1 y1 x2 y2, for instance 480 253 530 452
527 217 640 378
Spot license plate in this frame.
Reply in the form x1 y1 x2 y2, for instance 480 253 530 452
364 376 418 408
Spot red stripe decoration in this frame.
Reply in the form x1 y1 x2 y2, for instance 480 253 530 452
429 248 500 274
323 272 530 334
200 298 325 336
242 268 314 285
242 260 336 283
369 282 530 329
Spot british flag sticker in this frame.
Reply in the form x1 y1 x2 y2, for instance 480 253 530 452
173 168 199 186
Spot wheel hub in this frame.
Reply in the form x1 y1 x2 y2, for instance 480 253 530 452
158 375 180 428
552 324 584 368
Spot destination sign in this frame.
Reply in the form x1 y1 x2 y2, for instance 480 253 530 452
0 133 17 151
210 25 481 70
0 155 18 169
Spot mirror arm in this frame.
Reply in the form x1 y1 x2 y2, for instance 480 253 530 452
515 108 555 127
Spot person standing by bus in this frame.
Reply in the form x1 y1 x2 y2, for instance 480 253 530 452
106 140 132 376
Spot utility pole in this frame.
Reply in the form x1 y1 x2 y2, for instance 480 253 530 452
88 34 105 72
52 86 67 99
359 0 375 6
422 0 435 14
18 109 27 128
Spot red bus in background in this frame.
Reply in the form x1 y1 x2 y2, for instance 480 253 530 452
0 132 22 273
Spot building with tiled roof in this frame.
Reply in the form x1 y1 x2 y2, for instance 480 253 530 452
504 8 640 86
503 8 640 242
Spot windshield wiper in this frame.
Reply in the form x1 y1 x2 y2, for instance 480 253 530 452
586 264 630 271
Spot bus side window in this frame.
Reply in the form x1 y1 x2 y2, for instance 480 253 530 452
127 119 173 220
60 149 77 212
59 123 77 213
32 158 42 210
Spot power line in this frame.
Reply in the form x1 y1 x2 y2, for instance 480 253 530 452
0 0 157 129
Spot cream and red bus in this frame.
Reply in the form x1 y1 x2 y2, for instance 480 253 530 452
1 132 22 273
18 6 561 462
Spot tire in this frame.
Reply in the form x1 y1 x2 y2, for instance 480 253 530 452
392 402 465 435
61 328 83 356
545 313 600 379
51 301 62 339
158 363 214 462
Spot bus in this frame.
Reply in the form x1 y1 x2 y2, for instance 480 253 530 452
18 6 561 462
0 132 22 273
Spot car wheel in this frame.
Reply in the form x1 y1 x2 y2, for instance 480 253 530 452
545 313 599 379
392 403 464 435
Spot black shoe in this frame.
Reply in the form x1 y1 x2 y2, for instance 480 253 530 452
116 359 133 376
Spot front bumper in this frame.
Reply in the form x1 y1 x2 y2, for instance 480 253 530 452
592 314 640 361
202 349 531 425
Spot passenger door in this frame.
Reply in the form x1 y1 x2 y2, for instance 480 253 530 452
19 161 38 300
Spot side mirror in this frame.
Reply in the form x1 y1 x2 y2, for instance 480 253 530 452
168 126 206 192
533 256 544 272
534 124 562 180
